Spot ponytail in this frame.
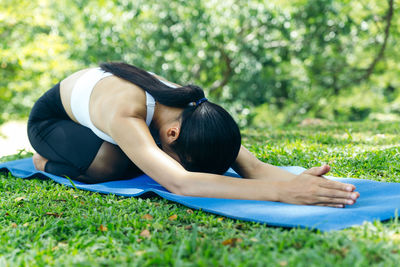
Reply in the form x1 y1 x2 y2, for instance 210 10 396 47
100 62 204 108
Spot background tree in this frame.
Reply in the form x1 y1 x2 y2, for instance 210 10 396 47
0 0 398 126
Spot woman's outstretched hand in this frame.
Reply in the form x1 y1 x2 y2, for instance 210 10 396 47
278 165 359 208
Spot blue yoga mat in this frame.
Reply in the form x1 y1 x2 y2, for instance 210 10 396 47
1 158 399 231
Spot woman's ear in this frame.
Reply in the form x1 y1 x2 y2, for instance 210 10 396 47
166 124 180 144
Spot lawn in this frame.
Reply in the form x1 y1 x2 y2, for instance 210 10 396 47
1 121 400 266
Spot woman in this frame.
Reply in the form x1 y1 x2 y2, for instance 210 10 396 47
28 62 359 207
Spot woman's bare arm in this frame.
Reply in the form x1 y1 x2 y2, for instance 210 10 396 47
108 115 358 206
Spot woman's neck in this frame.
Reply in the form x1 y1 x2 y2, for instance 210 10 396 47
151 103 183 130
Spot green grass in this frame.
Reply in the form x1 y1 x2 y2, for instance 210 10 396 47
1 121 400 266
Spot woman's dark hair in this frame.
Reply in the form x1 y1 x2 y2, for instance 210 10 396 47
100 62 241 174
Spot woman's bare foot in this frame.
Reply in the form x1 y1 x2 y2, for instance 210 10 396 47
32 153 48 171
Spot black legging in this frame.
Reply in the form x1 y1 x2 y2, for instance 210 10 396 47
27 83 142 181
27 83 104 178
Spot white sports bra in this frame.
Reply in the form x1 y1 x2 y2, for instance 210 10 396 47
70 67 176 145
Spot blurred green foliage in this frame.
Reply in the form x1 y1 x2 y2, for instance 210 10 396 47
0 0 399 126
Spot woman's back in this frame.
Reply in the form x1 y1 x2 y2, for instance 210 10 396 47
59 67 148 137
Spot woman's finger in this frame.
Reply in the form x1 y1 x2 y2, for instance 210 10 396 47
318 178 356 192
302 165 330 176
314 196 356 205
316 187 359 201
315 203 345 208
